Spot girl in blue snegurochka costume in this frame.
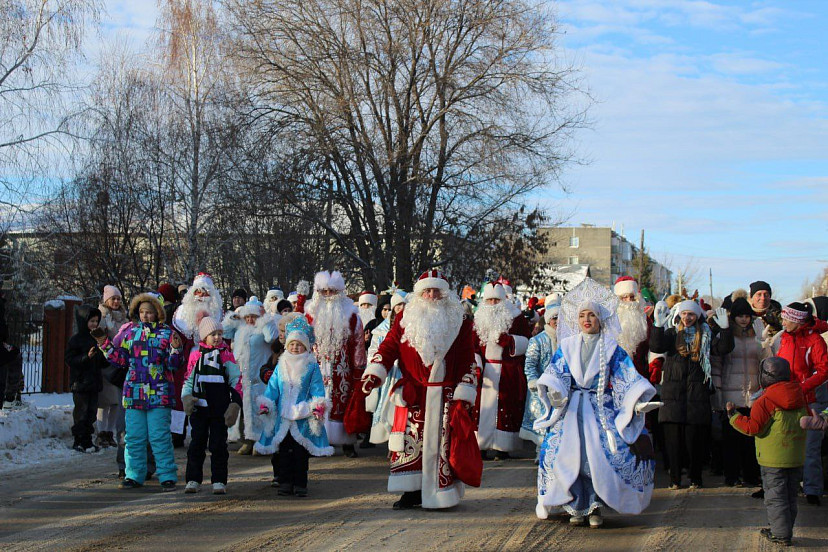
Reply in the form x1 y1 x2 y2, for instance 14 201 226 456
521 294 561 462
366 290 406 444
94 292 184 492
533 278 662 528
254 317 333 497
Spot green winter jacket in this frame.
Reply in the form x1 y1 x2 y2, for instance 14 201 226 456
730 381 807 468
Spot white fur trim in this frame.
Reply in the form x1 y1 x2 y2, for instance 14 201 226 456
413 277 449 294
359 292 378 306
257 396 277 436
363 363 389 384
388 431 405 452
614 280 638 297
453 382 477 405
483 283 507 301
519 427 543 445
325 420 357 445
308 397 331 437
388 471 424 492
479 428 522 452
512 335 529 356
314 270 346 292
390 293 406 308
476 348 502 450
365 388 380 413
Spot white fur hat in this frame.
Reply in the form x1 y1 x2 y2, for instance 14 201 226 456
191 272 216 291
614 276 639 297
390 291 407 308
544 304 560 323
314 270 346 292
482 283 507 301
239 296 265 318
265 288 284 302
413 270 449 294
287 291 299 304
358 291 378 306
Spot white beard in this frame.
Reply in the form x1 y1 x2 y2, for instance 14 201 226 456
266 300 279 315
358 306 375 328
307 293 354 359
617 300 648 356
173 288 223 339
401 293 465 368
474 302 515 346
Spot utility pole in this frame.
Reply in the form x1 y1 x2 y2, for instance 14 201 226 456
639 229 645 283
709 268 714 306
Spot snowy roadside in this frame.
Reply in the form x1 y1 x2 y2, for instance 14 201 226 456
0 394 106 475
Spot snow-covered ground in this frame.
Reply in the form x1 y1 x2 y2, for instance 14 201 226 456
0 393 105 474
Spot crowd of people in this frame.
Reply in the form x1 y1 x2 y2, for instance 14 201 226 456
53 270 827 546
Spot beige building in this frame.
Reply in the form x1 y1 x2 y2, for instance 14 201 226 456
537 225 673 297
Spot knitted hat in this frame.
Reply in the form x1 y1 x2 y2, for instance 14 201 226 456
749 281 772 298
613 276 639 297
103 285 122 303
157 283 178 305
413 269 449 294
285 316 315 350
276 299 293 313
197 311 223 341
482 282 507 301
729 297 753 318
232 288 248 300
781 302 812 324
358 291 378 306
677 299 702 318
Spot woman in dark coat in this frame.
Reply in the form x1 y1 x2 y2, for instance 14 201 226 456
650 299 734 489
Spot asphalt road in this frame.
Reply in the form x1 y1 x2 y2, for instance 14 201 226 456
1 442 826 551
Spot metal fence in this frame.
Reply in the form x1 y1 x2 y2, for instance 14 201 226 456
6 317 45 395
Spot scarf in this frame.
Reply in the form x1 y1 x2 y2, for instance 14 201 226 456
683 325 712 383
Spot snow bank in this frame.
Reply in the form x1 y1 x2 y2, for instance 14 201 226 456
0 398 89 473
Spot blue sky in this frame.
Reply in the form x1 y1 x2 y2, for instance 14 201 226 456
93 1 827 303
542 0 828 303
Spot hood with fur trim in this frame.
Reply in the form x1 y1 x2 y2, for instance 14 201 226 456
129 293 166 323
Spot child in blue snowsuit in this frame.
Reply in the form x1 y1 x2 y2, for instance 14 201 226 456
96 292 183 491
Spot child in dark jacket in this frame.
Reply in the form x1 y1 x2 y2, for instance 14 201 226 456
66 306 108 452
181 313 243 495
728 357 808 546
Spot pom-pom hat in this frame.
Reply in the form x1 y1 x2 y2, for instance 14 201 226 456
314 270 346 292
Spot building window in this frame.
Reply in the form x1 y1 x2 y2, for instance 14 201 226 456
568 256 579 265
569 236 579 248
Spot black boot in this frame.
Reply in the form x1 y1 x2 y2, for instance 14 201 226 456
343 444 358 458
359 434 375 449
393 490 422 510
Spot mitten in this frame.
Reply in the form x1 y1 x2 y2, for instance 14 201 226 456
361 374 381 394
224 403 241 427
182 394 197 416
496 333 513 349
629 434 654 466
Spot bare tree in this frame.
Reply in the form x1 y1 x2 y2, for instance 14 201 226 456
0 0 101 214
225 0 586 290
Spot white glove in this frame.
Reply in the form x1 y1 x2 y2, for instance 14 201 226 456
548 389 568 408
527 379 538 391
634 401 664 415
653 301 670 328
711 307 729 329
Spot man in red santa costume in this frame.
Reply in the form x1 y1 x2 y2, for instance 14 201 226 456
305 270 366 457
613 276 651 378
473 282 532 460
361 270 479 510
171 272 224 446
